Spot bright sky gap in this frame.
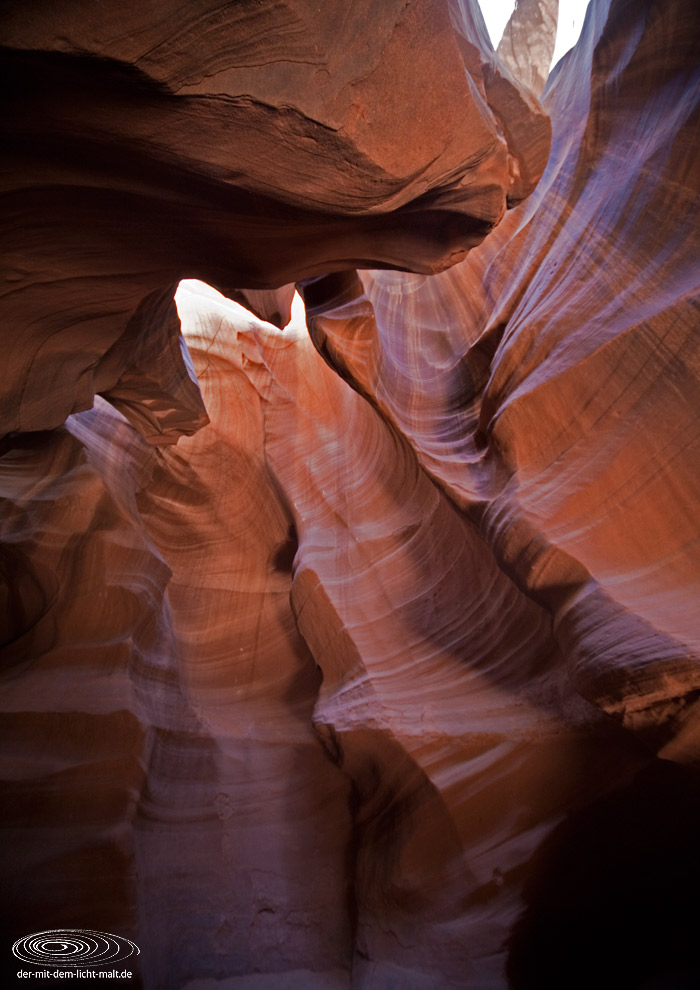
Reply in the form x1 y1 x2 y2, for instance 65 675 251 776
477 0 590 69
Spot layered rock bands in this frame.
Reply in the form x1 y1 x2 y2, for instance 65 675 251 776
1 1 699 989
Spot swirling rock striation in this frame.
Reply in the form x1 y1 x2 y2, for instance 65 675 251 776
0 0 548 436
2 0 700 989
306 0 700 750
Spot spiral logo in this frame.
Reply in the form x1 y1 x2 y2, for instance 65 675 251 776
12 929 139 968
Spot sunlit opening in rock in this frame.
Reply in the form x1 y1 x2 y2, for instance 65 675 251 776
3 2 699 988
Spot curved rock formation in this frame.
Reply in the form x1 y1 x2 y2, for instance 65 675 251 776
306 0 700 749
1 0 700 988
1 0 548 436
497 0 560 95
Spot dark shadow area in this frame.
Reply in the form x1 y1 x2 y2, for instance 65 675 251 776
507 758 700 989
1 45 498 292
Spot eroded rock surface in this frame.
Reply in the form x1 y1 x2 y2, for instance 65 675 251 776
0 0 548 436
1 0 700 988
497 0 560 95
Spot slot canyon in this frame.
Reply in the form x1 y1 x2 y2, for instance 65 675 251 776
1 0 699 987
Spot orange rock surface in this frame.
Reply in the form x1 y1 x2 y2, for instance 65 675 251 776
1 1 700 988
0 0 547 436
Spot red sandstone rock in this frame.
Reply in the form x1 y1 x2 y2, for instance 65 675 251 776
1 0 700 988
0 0 548 436
305 0 700 751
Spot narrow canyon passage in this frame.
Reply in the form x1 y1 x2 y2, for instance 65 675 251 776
1 1 699 988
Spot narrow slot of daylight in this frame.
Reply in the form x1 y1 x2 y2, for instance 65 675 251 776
478 0 590 71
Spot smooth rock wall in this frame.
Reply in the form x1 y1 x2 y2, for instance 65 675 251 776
1 0 700 988
0 0 548 435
